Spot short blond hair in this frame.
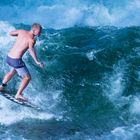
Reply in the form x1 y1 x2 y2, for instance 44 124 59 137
32 23 42 30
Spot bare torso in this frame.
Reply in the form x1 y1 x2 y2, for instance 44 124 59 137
8 30 34 58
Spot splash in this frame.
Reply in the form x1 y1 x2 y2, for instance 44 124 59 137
0 0 140 28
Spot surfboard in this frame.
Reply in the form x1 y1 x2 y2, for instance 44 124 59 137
0 91 42 111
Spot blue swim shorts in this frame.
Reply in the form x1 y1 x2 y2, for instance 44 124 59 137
6 56 30 78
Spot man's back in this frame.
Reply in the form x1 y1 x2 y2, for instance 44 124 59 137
8 30 34 59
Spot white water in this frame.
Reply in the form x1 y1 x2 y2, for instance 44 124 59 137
0 0 140 28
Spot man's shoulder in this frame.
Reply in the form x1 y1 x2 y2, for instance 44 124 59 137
17 29 27 35
18 29 26 32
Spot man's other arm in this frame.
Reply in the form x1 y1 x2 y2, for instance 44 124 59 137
9 30 21 36
28 40 43 68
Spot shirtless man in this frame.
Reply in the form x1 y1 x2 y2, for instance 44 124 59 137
0 23 43 100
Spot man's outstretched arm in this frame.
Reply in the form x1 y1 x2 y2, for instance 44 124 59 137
28 40 43 68
9 30 20 36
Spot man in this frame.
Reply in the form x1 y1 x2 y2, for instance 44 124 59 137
0 23 43 100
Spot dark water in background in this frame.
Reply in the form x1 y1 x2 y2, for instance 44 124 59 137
0 22 140 140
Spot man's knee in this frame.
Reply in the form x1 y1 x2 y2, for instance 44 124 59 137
23 75 31 81
8 71 15 76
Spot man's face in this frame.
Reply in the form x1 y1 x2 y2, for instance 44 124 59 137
33 28 42 36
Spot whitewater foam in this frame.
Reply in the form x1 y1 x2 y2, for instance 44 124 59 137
0 95 54 125
0 21 15 51
130 96 140 115
0 0 140 28
102 59 129 107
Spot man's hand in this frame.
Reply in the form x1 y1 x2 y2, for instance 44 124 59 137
36 61 44 68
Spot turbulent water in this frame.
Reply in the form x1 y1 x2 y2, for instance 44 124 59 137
0 0 140 140
0 21 140 140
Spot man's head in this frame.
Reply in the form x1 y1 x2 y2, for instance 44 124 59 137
31 23 42 36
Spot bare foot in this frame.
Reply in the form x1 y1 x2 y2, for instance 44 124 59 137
15 95 27 101
0 85 4 92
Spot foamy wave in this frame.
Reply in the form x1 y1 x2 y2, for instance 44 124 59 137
0 21 15 48
0 0 140 28
110 124 140 140
102 59 131 108
0 21 16 72
0 95 54 125
130 96 140 114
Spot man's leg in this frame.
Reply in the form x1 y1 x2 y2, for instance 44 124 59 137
0 69 16 91
14 64 31 100
15 75 31 100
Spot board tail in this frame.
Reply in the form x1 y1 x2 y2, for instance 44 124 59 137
0 92 43 111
